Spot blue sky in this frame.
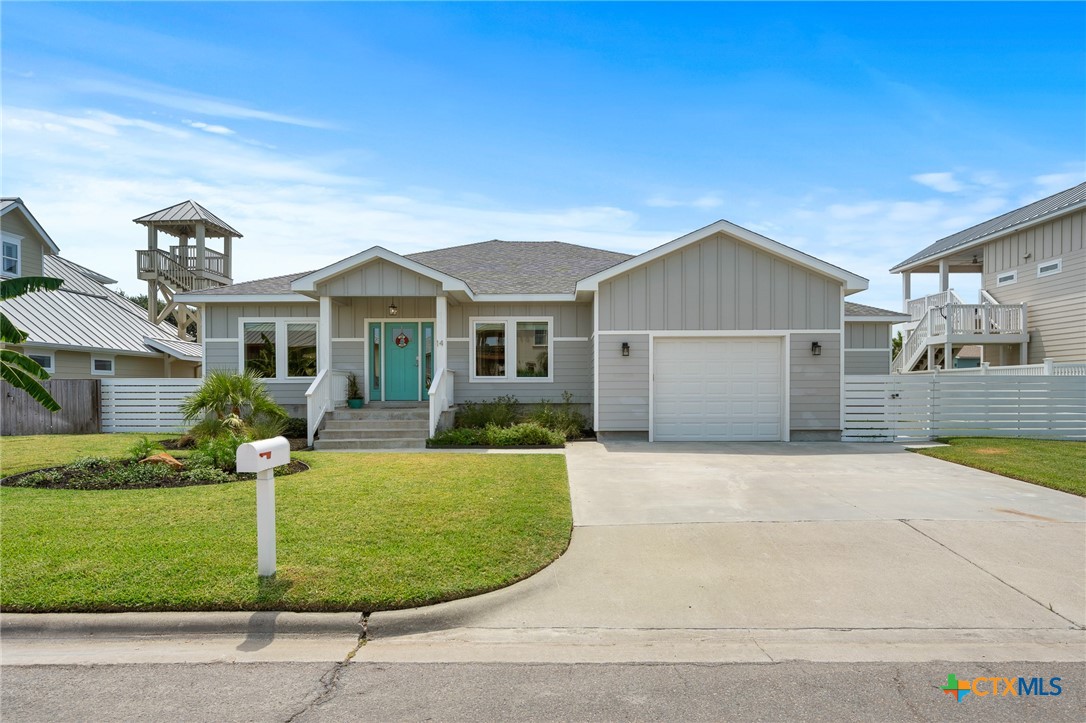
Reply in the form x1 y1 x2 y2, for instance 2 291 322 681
3 2 1083 311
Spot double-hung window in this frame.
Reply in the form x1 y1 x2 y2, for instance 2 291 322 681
1 235 20 277
241 319 318 379
471 318 552 382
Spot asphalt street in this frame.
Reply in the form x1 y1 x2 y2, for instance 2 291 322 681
3 660 1083 722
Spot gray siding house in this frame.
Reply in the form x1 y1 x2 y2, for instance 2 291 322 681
891 181 1085 371
179 217 878 444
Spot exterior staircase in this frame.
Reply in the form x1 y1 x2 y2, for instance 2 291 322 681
313 403 429 451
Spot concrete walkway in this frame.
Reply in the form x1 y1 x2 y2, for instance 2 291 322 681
363 440 1086 662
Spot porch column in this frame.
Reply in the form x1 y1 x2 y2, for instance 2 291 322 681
195 222 206 276
435 294 448 374
319 295 332 372
945 341 953 369
223 235 233 279
901 271 911 312
938 259 949 293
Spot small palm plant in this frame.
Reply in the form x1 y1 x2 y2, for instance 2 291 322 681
179 370 288 441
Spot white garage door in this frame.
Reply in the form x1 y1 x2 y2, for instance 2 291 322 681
653 337 783 441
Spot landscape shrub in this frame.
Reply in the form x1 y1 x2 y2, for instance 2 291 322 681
282 417 308 439
455 395 520 429
179 466 235 486
526 391 588 440
430 422 563 447
180 370 287 442
126 436 163 462
189 435 248 471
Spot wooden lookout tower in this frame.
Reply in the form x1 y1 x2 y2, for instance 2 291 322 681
134 201 241 340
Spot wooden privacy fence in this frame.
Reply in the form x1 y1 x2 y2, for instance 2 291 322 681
1 379 101 436
100 378 202 433
844 374 1086 442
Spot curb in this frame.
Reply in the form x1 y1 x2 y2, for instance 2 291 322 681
0 611 365 637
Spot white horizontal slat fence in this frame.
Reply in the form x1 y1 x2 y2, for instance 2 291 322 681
101 378 202 433
844 374 1086 442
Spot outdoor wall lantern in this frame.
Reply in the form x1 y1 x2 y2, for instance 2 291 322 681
387 302 399 317
811 341 822 356
621 342 630 357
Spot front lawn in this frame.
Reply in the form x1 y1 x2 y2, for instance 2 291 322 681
913 438 1086 497
0 439 571 612
0 433 175 476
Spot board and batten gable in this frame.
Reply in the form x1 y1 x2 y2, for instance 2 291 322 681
594 230 846 438
596 232 842 332
314 259 442 297
982 209 1085 363
844 321 893 375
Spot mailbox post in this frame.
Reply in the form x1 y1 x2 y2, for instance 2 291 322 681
236 436 290 577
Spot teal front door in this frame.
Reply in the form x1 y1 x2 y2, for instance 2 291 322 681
384 322 420 400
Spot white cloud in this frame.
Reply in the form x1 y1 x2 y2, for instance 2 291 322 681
184 120 235 136
1032 171 1084 198
911 172 964 193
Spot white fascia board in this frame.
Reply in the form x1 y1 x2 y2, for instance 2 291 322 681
888 198 1086 274
471 293 578 303
2 340 161 357
0 201 61 254
845 315 911 323
290 246 473 295
576 219 868 293
174 293 315 303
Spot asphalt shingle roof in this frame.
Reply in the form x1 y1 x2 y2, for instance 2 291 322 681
406 240 633 294
844 301 908 318
891 182 1086 272
189 271 313 296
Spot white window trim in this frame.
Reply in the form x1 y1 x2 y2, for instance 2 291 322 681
26 350 54 373
996 270 1017 286
1 231 23 278
238 317 320 381
469 316 554 383
91 355 115 376
1037 258 1062 278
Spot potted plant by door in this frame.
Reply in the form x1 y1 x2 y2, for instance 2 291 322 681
346 372 364 409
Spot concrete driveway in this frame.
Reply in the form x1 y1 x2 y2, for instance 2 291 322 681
366 440 1086 663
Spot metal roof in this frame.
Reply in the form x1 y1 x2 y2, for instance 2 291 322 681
406 240 633 294
133 200 242 239
2 255 200 360
844 301 908 319
891 181 1086 272
143 336 203 362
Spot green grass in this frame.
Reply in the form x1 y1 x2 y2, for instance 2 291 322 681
0 433 175 476
0 437 572 612
914 438 1086 497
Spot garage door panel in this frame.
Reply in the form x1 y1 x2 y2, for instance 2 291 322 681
654 337 782 442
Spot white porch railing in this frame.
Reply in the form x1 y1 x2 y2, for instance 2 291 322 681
944 304 1025 335
907 289 962 321
892 309 932 373
427 369 455 438
304 370 332 446
932 360 1086 376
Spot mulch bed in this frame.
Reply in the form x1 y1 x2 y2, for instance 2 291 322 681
1 459 310 490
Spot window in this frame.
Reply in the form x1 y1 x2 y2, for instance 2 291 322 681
241 319 319 379
91 357 114 376
1037 258 1062 278
243 322 278 377
286 323 317 377
471 318 552 382
27 352 54 373
996 270 1017 286
2 238 19 276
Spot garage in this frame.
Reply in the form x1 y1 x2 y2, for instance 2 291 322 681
653 337 784 441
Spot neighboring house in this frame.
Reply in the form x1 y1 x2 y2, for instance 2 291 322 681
843 302 910 374
0 198 202 379
179 212 882 444
890 181 1086 371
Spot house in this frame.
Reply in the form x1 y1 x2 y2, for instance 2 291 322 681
890 181 1086 371
843 301 910 374
177 207 893 446
0 198 202 379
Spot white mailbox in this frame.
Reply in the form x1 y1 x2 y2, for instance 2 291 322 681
236 436 290 577
236 436 290 473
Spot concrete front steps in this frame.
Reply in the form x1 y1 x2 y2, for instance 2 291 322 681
313 403 429 451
